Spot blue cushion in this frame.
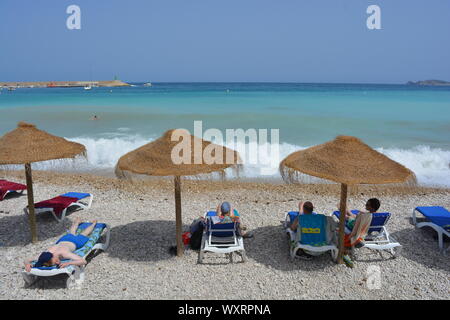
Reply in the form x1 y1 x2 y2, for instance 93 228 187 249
60 192 90 200
415 206 450 230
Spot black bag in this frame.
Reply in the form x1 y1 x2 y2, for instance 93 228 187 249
189 219 205 250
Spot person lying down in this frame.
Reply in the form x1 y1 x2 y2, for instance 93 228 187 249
24 217 98 271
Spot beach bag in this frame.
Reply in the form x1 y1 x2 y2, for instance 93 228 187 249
189 219 205 250
182 232 191 245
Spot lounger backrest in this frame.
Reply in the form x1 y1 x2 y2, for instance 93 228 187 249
207 219 236 238
369 213 390 233
332 210 390 233
298 214 328 246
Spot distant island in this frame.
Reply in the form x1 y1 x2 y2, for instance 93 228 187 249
406 80 450 86
0 80 130 88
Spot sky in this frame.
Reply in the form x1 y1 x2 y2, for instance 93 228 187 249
1 0 449 83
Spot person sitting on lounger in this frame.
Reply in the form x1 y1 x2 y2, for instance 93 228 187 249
211 202 254 238
215 201 239 223
288 201 314 232
340 198 379 267
24 217 97 272
287 201 316 259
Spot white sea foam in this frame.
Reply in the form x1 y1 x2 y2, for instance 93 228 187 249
7 136 449 187
376 146 450 187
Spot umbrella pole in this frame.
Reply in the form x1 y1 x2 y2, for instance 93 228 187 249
337 183 348 263
174 175 183 257
24 163 38 243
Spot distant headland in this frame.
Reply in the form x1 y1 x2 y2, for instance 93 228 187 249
0 80 130 88
406 80 450 86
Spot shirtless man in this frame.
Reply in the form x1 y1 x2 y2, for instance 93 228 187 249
24 217 97 272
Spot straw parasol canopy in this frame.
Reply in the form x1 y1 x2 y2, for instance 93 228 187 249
115 128 241 256
0 122 86 242
280 135 415 263
116 129 241 178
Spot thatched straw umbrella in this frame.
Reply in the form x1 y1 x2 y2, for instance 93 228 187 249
115 129 241 257
279 135 415 263
0 122 86 243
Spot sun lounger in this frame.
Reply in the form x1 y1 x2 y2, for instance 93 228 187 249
284 211 338 261
412 206 450 254
0 179 26 201
22 222 110 288
332 210 402 257
24 192 93 222
198 211 247 263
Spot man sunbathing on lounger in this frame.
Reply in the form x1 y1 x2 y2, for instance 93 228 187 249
24 217 97 272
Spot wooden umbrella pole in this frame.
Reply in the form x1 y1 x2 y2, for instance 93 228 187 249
24 163 37 243
337 183 348 263
174 175 183 257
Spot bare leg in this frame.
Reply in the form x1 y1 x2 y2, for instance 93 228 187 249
81 220 97 237
69 217 82 234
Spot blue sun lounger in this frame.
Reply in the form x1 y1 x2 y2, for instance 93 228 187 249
332 210 402 257
22 222 110 288
284 212 338 261
198 210 246 263
412 206 450 254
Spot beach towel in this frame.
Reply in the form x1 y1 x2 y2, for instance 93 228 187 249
0 179 26 200
345 212 372 247
297 214 328 247
34 196 79 217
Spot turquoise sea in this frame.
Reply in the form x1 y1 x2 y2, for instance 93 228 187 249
0 83 449 186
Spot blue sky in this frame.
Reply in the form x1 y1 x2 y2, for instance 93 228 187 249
1 0 449 83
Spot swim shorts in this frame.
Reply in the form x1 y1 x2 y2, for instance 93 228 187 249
56 233 89 249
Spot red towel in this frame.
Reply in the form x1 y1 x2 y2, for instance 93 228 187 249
0 180 27 201
34 196 79 216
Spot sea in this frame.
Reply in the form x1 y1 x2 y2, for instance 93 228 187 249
0 82 449 187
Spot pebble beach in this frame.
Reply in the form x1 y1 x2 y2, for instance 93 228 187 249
0 170 449 300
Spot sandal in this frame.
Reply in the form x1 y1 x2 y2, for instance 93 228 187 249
343 255 354 268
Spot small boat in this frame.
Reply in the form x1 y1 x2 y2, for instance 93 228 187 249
8 87 16 91
84 85 92 90
143 82 152 87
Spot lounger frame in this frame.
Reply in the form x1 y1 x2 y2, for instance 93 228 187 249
24 193 94 222
22 223 110 289
284 213 338 262
412 207 450 255
198 212 247 264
